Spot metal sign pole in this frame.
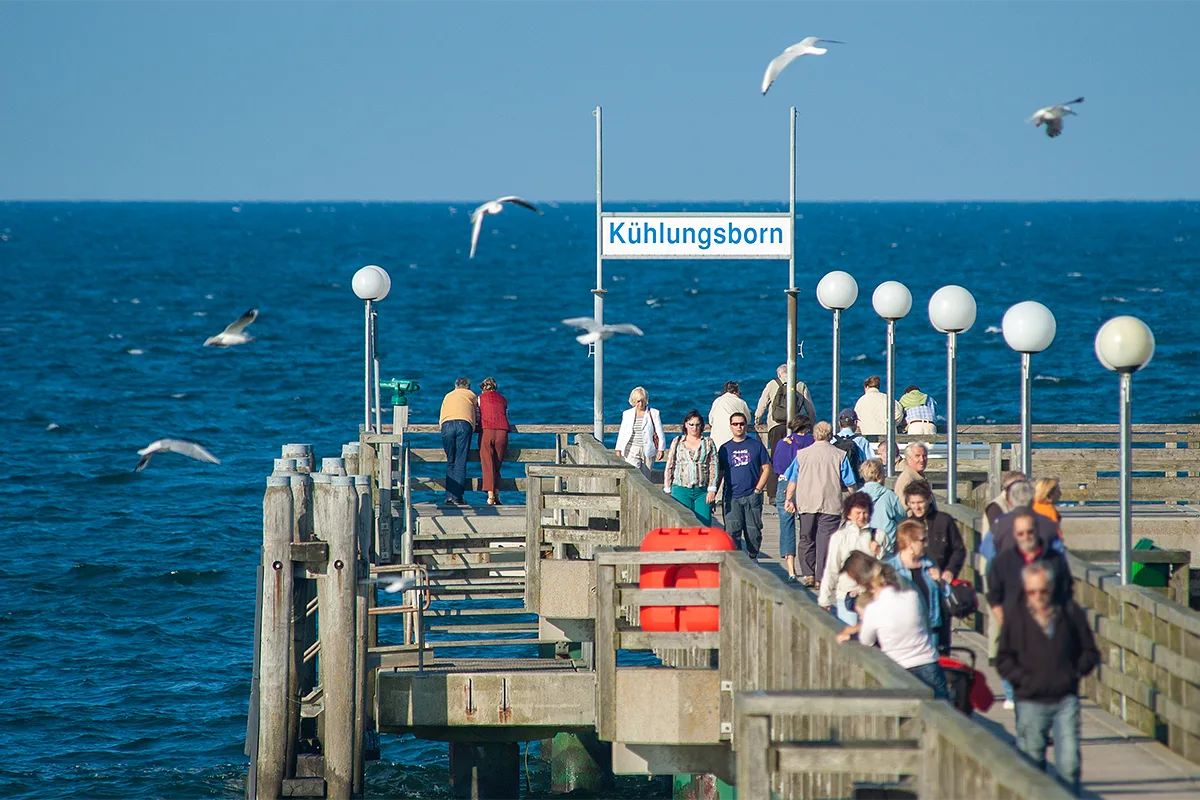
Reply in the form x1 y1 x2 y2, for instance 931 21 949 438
593 106 605 443
786 106 798 422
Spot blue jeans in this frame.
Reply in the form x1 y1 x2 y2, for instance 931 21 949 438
907 661 949 700
671 485 712 525
775 484 796 563
441 419 473 501
1015 694 1081 795
1002 679 1015 703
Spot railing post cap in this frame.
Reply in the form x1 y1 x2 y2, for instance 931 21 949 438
330 475 353 487
342 443 361 455
273 458 297 474
351 475 370 486
266 475 290 487
321 457 346 473
311 473 333 485
282 443 313 456
288 474 311 487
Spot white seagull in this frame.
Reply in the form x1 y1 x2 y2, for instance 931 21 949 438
469 196 543 259
203 308 258 347
134 439 221 472
363 574 421 594
561 316 644 346
1028 97 1084 138
761 37 845 95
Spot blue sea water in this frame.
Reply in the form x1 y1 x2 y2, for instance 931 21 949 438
1 201 1197 798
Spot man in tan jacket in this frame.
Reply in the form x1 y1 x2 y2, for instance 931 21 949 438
783 422 856 586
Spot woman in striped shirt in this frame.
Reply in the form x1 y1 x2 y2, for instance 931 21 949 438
615 386 666 481
662 409 719 525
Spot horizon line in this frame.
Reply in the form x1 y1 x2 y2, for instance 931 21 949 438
4 198 1200 205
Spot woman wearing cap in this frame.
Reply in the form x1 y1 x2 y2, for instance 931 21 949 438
615 386 666 480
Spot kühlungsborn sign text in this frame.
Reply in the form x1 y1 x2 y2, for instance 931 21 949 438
600 213 793 259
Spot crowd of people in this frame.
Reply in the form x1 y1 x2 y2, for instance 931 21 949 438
435 370 1097 795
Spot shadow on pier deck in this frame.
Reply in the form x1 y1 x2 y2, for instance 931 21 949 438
246 423 1200 799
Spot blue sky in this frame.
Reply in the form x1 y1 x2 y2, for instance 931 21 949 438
2 1 1198 201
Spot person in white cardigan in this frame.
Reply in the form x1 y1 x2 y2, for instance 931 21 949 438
819 492 884 625
615 386 666 480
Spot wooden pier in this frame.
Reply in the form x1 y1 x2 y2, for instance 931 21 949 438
244 420 1200 799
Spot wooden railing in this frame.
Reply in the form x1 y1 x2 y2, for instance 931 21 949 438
590 546 1071 799
943 502 1200 767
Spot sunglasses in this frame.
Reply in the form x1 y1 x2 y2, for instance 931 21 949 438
730 422 746 427
686 422 702 427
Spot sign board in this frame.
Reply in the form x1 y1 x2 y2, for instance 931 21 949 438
599 213 793 260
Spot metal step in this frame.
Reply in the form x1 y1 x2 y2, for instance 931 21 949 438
414 545 543 556
425 607 531 617
426 621 539 633
427 638 553 648
412 529 527 542
424 591 525 601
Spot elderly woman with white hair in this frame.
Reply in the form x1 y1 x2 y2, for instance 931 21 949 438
615 386 666 480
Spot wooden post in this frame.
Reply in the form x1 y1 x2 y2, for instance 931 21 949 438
322 457 347 476
342 443 361 476
351 474 373 795
289 472 315 776
315 476 358 800
378 442 394 562
256 476 294 799
284 443 313 474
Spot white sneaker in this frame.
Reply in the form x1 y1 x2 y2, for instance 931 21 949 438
1003 700 1015 711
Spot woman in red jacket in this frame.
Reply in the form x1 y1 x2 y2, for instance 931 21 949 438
477 377 513 505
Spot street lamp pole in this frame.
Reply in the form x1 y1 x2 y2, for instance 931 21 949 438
816 271 858 425
1002 301 1057 477
1095 315 1156 585
872 281 912 478
928 285 976 506
593 106 605 442
786 106 798 421
352 265 391 434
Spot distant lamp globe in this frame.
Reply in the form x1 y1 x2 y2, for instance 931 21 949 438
353 265 391 302
872 281 912 321
1002 301 1057 354
816 271 859 311
928 285 977 333
1095 316 1155 373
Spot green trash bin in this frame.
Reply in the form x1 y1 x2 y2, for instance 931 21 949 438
1131 537 1169 588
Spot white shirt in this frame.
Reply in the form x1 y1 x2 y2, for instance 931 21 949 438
858 585 938 669
708 393 753 451
854 387 903 438
818 522 882 608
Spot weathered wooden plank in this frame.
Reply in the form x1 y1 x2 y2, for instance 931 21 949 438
409 477 526 493
617 630 720 650
773 740 920 775
289 541 328 563
596 550 727 566
617 588 721 606
542 492 622 511
735 689 926 718
595 559 618 742
735 714 771 800
542 528 622 546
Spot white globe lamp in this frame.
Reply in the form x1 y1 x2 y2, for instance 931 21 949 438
353 264 391 302
1095 316 1155 586
927 285 976 504
1002 301 1058 476
817 271 859 423
928 285 977 334
872 281 912 476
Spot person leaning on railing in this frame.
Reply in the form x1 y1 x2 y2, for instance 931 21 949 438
477 376 515 507
662 409 718 526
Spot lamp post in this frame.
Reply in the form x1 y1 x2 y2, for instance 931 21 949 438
352 265 391 434
928 285 976 505
872 281 912 478
1095 316 1156 585
816 271 858 424
1002 301 1057 476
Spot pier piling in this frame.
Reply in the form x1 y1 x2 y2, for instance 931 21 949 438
314 476 359 800
256 476 295 798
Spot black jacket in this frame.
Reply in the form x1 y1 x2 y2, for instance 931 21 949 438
915 501 966 578
991 506 1060 554
996 598 1099 703
985 547 1073 610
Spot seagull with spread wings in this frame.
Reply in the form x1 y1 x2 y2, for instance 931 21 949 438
761 37 845 95
362 574 421 594
469 196 543 259
561 317 644 346
134 439 221 472
203 308 258 347
1028 97 1084 138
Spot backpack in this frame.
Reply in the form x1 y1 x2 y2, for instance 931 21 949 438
831 436 863 486
770 378 791 424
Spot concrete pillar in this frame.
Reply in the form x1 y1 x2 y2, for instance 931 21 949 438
288 472 315 777
448 742 520 799
550 732 612 794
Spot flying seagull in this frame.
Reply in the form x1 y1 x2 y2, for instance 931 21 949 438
561 316 644 346
134 438 221 472
469 196 543 259
761 37 845 95
204 308 258 347
1028 97 1084 138
363 574 421 594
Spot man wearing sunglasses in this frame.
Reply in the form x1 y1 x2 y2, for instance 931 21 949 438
716 412 771 560
996 562 1098 796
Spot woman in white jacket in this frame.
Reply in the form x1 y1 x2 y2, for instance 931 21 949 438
615 386 666 480
818 492 883 625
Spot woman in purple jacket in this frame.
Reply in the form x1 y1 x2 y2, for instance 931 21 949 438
772 415 814 582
